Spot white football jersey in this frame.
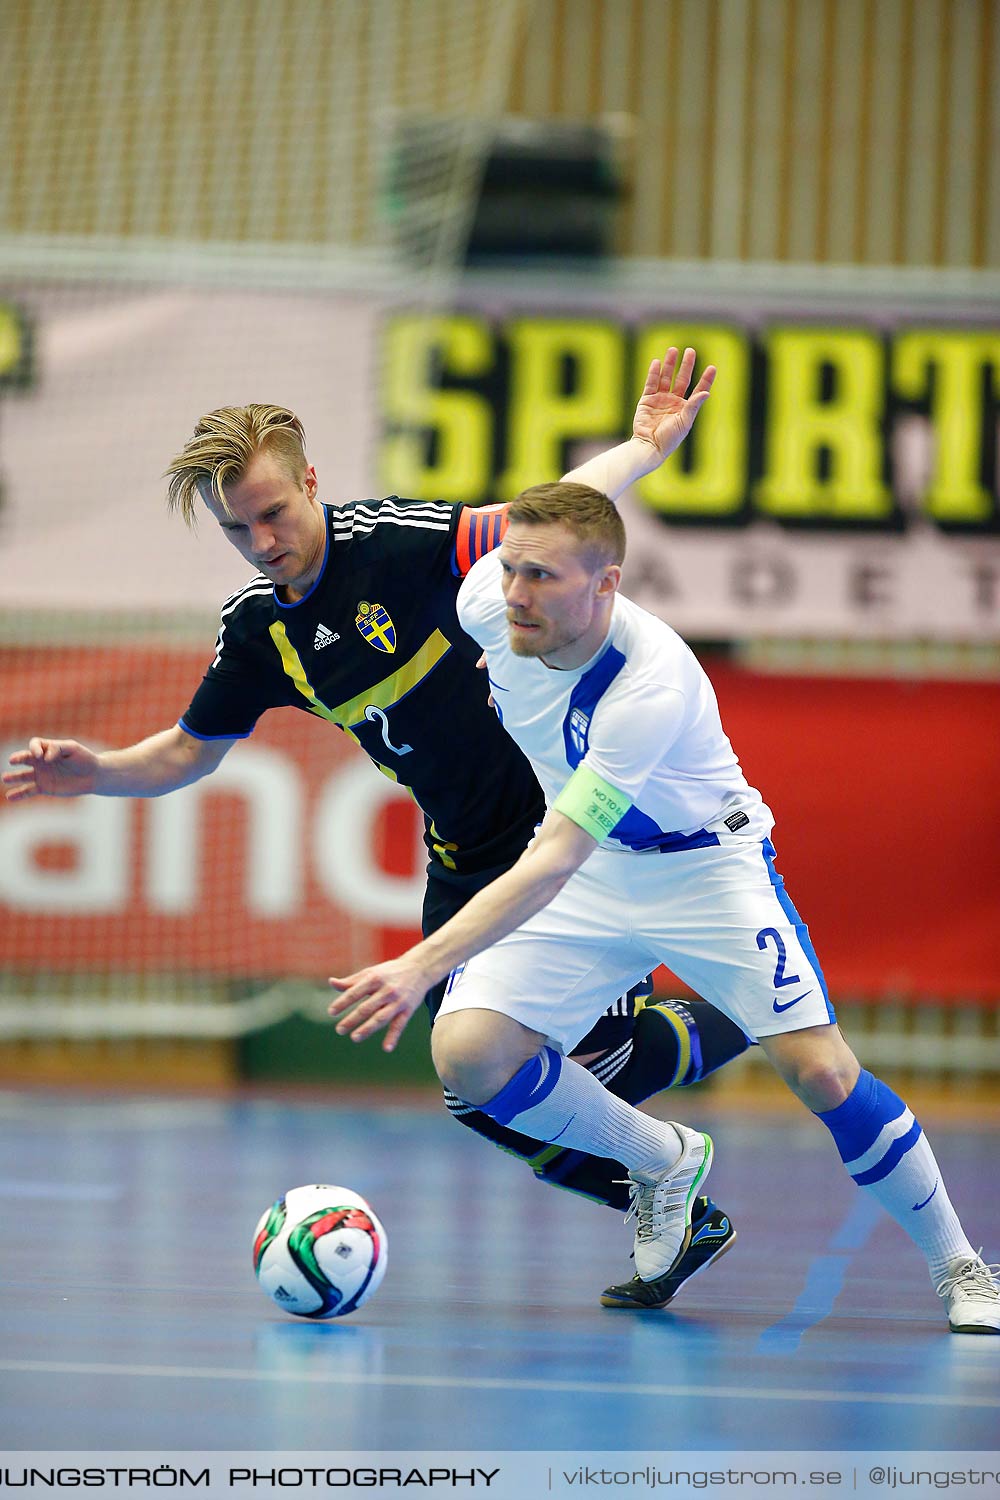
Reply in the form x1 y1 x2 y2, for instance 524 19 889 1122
457 550 772 851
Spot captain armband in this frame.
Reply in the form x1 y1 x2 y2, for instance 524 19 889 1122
553 767 633 842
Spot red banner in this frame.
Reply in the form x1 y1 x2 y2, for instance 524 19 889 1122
2 644 997 1001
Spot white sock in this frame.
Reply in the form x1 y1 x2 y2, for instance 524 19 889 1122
817 1069 975 1283
480 1045 683 1179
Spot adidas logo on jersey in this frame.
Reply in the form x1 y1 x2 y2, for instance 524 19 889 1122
313 623 340 650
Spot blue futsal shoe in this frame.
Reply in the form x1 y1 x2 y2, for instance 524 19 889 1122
600 1195 736 1309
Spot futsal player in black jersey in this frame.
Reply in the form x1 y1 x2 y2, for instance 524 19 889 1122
3 364 749 1306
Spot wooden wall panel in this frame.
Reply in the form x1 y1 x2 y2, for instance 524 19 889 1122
1 0 996 268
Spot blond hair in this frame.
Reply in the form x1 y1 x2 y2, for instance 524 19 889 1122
507 481 626 568
164 404 308 526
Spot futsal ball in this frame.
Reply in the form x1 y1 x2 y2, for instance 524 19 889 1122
252 1183 388 1319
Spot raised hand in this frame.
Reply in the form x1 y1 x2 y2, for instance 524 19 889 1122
632 346 716 459
2 738 101 801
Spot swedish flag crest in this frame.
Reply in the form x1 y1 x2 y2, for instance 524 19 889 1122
355 600 397 654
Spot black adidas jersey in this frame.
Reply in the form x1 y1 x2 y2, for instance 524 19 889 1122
180 497 542 875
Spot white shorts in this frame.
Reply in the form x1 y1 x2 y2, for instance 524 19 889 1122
437 837 834 1053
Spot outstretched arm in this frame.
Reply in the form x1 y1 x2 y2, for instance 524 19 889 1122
451 348 713 577
562 345 715 499
2 723 235 801
328 810 597 1052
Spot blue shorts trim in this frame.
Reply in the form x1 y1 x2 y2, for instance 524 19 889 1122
761 839 836 1024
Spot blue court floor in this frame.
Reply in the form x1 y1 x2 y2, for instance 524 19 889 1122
0 1088 998 1453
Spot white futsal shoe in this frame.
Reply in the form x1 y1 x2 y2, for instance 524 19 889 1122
936 1252 1000 1334
625 1124 714 1282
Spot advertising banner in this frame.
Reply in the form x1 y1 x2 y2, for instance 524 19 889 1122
1 273 997 1004
2 642 997 1002
0 281 998 639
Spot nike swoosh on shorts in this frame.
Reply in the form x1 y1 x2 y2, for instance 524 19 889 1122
772 989 814 1014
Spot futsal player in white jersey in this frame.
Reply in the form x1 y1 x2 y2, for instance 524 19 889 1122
330 349 1000 1332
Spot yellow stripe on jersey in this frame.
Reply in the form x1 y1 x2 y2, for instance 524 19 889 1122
268 622 344 723
331 628 453 725
429 820 459 872
553 766 633 843
268 623 452 729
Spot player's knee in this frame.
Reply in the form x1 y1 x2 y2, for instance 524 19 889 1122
431 1010 531 1106
791 1063 852 1111
759 1026 860 1111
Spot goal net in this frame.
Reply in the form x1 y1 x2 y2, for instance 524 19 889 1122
0 0 530 1081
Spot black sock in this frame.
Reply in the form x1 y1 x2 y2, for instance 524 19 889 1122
616 999 752 1104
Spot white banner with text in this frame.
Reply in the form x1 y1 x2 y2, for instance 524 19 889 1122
0 282 997 639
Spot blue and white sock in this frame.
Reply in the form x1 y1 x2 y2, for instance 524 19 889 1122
481 1045 683 1181
817 1069 974 1281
